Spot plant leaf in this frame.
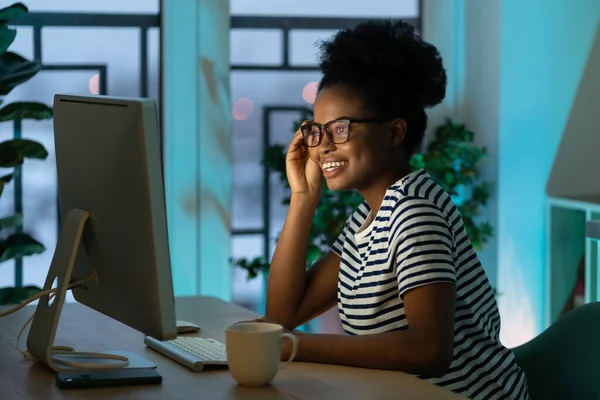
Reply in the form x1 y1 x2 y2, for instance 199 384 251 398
0 25 16 54
0 140 21 167
232 256 270 280
0 52 41 96
0 174 12 183
237 116 494 281
0 102 53 123
11 139 48 159
0 171 9 196
0 285 42 305
0 3 28 24
0 139 48 167
0 232 45 263
0 213 22 231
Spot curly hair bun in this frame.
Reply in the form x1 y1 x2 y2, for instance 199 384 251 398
317 19 446 109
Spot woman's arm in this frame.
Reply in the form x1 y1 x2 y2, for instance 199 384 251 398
265 122 344 330
285 282 456 378
265 195 341 330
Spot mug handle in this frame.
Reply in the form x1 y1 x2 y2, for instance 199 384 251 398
280 333 298 368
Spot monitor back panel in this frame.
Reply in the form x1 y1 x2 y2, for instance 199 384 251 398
53 94 176 340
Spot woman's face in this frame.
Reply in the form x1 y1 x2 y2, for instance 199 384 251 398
309 85 399 192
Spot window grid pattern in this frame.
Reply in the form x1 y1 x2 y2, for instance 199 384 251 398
11 12 159 287
8 11 421 289
229 14 421 264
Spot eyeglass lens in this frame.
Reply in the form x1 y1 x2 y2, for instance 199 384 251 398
302 120 349 147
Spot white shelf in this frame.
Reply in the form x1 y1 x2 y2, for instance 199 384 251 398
548 195 600 212
545 197 600 328
545 27 600 327
586 220 600 240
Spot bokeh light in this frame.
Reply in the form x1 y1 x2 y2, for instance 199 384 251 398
232 97 254 121
88 73 100 95
302 81 319 104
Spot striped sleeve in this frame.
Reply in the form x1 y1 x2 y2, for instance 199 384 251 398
330 202 369 256
330 221 349 257
393 198 456 296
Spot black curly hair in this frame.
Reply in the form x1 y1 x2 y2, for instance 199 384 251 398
317 19 447 156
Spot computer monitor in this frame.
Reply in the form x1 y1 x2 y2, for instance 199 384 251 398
26 94 178 372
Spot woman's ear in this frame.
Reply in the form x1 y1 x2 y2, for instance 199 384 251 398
390 118 407 147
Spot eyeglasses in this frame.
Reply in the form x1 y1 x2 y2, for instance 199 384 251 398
300 117 389 147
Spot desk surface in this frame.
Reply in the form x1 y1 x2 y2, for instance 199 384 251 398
0 296 463 399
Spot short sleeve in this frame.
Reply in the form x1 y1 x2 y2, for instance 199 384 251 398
330 224 348 256
330 202 369 257
394 198 456 296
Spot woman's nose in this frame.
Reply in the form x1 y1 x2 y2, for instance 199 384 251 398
318 132 335 154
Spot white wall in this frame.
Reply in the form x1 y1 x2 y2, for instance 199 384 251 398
421 0 463 132
424 0 600 346
422 0 500 287
462 0 501 288
497 0 600 346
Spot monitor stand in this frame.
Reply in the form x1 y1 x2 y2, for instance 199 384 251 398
25 208 155 372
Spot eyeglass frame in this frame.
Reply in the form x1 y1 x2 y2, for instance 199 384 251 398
300 117 391 147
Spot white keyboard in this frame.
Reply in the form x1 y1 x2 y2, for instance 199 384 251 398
144 335 227 372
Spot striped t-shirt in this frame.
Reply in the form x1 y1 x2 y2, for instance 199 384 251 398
331 169 529 400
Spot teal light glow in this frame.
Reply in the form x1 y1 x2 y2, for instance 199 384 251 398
162 0 231 300
424 0 600 346
497 0 600 345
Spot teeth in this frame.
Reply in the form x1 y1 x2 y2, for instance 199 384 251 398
323 161 348 171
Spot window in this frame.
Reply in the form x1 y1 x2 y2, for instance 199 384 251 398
2 2 159 298
228 5 421 312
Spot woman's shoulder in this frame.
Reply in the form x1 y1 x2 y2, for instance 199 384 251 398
344 201 371 231
386 169 455 216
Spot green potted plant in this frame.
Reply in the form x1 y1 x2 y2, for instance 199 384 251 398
409 117 493 251
234 111 493 277
0 2 53 305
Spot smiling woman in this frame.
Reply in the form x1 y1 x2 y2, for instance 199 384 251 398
262 20 530 400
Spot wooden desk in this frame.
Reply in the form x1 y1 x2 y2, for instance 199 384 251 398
0 296 463 399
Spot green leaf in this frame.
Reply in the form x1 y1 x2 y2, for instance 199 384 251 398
239 116 495 282
0 3 28 24
11 139 48 159
0 213 21 230
0 170 10 196
306 244 323 264
232 256 270 280
0 232 45 263
0 140 21 167
0 102 53 123
0 285 42 305
0 139 48 167
0 52 41 96
0 25 16 54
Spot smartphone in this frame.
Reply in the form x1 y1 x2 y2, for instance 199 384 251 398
55 368 162 389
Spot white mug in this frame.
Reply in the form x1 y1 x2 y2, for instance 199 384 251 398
225 322 298 387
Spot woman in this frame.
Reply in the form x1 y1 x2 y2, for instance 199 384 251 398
262 20 529 400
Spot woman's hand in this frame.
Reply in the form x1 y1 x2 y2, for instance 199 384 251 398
286 121 323 200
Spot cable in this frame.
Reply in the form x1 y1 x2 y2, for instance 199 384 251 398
4 271 130 372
